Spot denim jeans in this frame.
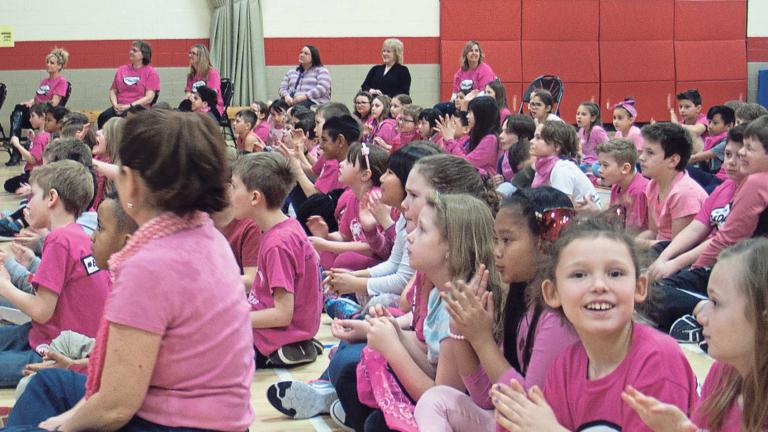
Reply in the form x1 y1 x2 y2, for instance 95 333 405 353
0 323 42 388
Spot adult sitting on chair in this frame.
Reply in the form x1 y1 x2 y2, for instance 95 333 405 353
278 45 332 108
178 44 223 117
7 47 69 166
360 38 411 98
97 40 160 129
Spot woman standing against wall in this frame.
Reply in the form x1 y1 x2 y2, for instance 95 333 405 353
278 45 332 107
361 38 411 97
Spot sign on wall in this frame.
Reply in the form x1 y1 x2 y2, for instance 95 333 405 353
0 26 14 47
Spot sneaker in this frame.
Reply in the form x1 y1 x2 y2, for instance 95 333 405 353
311 338 324 356
266 380 337 419
0 219 21 237
324 297 363 320
329 399 354 432
270 339 318 367
669 314 703 344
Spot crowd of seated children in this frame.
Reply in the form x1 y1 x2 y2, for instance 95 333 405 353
687 105 735 192
494 114 536 197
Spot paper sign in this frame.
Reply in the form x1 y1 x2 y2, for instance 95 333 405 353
0 26 14 47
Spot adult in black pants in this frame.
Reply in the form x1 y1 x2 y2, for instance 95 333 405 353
8 48 70 165
361 39 411 98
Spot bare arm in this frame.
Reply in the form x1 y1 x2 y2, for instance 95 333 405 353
0 275 57 323
250 287 294 328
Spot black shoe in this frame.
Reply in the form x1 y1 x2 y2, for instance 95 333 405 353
5 148 20 166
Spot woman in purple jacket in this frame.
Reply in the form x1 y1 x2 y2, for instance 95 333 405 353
278 45 332 107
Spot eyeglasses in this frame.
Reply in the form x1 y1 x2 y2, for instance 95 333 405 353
535 207 577 242
398 118 415 124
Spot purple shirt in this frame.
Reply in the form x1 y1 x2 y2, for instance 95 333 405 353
110 64 160 106
278 66 332 105
578 125 610 165
610 173 649 231
185 67 224 116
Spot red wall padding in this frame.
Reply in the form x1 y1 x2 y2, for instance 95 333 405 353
676 80 747 106
440 0 521 41
559 83 601 121
522 41 599 82
602 81 676 123
503 82 524 112
441 41 522 87
600 0 674 41
440 41 467 83
675 40 746 81
674 0 747 41
601 40 675 82
522 0 599 41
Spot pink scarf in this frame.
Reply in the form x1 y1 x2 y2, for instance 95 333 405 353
532 155 559 188
85 211 210 398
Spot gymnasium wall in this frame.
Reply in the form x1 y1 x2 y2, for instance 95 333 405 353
0 0 764 131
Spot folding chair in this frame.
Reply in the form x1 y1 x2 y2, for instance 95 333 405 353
517 75 565 116
59 81 72 107
0 83 7 145
218 78 235 140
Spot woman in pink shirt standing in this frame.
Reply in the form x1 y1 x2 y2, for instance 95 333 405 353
8 47 70 166
179 44 224 117
97 40 160 128
7 110 255 431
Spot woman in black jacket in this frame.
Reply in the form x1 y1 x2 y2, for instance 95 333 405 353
361 38 411 97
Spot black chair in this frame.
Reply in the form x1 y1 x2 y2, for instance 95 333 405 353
59 81 72 107
517 74 565 116
151 90 160 106
219 78 234 140
0 83 7 144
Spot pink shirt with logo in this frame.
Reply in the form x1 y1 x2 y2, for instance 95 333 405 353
646 171 707 240
105 221 254 430
184 67 224 116
30 223 110 349
614 126 644 151
452 63 497 95
110 64 160 106
578 125 610 165
24 131 51 173
313 157 342 194
610 173 649 231
249 218 322 356
693 179 737 237
33 75 68 104
542 323 698 431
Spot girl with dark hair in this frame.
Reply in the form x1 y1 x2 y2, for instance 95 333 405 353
436 96 501 175
485 79 511 125
278 45 332 107
369 95 398 148
576 101 609 174
354 91 375 132
97 40 160 128
495 114 537 196
414 187 577 431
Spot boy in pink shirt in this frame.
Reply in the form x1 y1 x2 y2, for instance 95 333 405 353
672 89 708 153
597 138 649 231
688 105 735 192
232 152 322 368
637 122 707 248
0 160 110 387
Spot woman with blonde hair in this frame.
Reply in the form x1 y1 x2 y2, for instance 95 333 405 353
451 40 497 102
181 44 223 117
361 38 411 97
8 47 70 165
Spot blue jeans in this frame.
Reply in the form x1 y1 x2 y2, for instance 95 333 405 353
5 368 228 431
0 323 41 388
319 341 365 384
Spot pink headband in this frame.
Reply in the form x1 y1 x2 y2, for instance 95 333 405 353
612 99 637 119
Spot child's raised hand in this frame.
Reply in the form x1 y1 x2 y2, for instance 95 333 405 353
492 381 563 432
366 190 392 227
442 276 494 342
11 242 35 268
621 385 697 432
306 215 329 238
357 199 378 232
435 115 456 141
330 318 370 343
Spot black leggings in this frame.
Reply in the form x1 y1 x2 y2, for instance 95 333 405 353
9 104 31 139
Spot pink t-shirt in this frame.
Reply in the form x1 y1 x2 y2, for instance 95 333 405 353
614 126 644 151
499 107 511 125
24 131 51 173
579 125 610 165
313 157 342 194
610 173 649 231
110 64 160 106
444 133 500 176
692 362 743 431
252 120 269 144
249 218 322 356
452 63 497 95
268 124 287 147
33 75 68 104
646 171 708 240
542 323 699 431
372 118 398 146
703 130 727 152
500 151 515 181
105 221 254 430
185 67 224 116
30 223 110 349
693 179 737 237
463 309 576 410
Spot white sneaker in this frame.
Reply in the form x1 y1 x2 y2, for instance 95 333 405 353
266 380 337 419
329 399 354 432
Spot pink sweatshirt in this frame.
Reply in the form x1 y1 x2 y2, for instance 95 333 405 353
443 133 500 176
694 171 768 268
